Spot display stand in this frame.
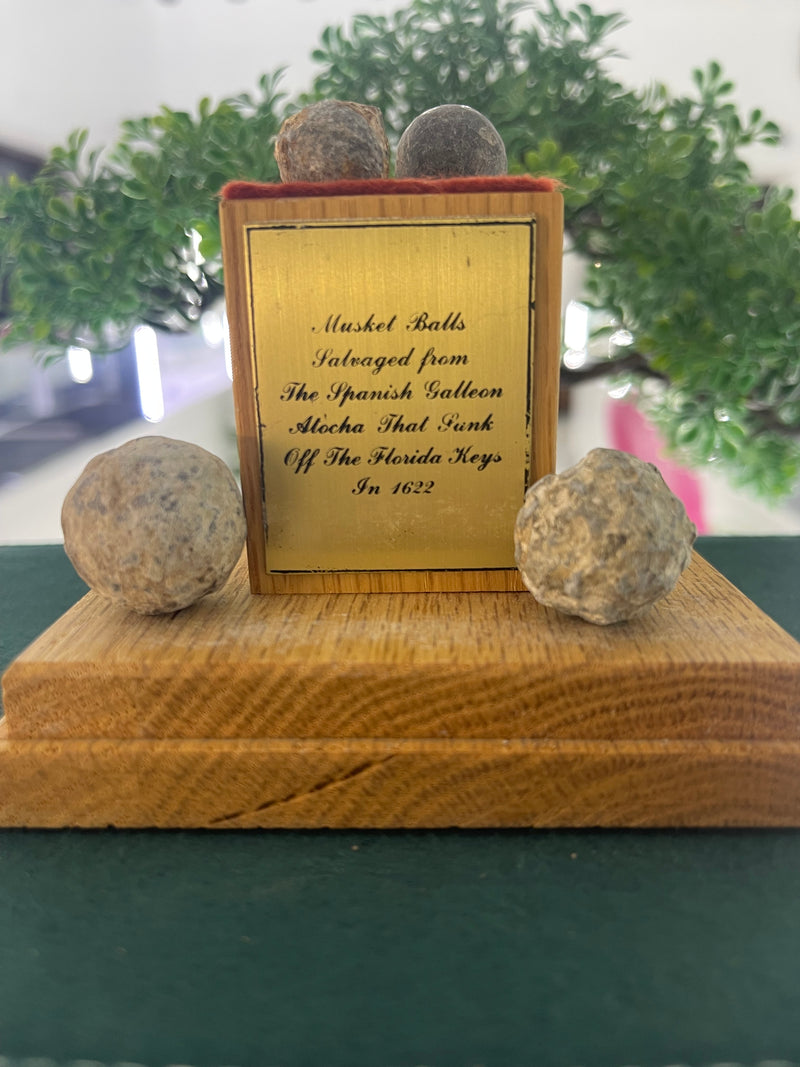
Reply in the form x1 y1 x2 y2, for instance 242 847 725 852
2 552 800 828
2 176 799 828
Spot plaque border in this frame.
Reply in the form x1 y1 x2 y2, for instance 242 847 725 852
244 215 536 576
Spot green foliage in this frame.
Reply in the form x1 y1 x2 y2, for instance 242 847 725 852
1 0 798 498
0 73 283 358
305 0 800 499
306 0 633 166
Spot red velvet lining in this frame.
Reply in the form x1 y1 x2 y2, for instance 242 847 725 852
221 174 558 200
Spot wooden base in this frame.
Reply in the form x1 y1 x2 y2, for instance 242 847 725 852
2 553 800 828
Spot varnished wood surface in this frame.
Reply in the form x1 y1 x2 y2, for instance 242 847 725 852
3 553 799 745
3 734 800 828
219 189 563 594
2 550 799 827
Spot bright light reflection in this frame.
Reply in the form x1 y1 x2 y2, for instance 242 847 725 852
67 345 93 384
564 300 590 353
608 383 632 400
609 328 634 348
563 348 587 370
133 325 165 423
189 227 205 264
200 308 224 348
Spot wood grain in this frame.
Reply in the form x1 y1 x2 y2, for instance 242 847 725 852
2 551 799 828
219 189 563 594
3 553 799 745
3 735 800 828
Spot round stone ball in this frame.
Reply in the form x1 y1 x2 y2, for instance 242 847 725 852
514 448 697 625
61 436 247 615
395 104 508 179
275 99 390 182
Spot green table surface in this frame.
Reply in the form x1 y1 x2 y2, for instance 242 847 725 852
1 538 799 1067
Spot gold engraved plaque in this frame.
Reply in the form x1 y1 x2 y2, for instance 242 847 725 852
220 187 563 593
246 217 533 574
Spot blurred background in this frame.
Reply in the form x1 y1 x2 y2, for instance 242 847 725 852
1 0 799 542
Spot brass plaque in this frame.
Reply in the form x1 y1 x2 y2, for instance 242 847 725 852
244 216 535 574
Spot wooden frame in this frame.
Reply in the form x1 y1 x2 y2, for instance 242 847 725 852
220 187 563 594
